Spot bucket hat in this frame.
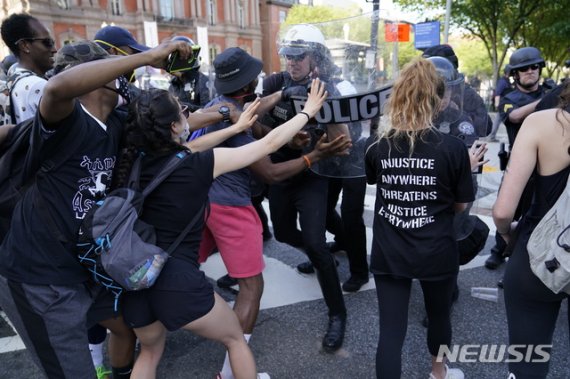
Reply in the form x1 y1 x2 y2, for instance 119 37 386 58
213 47 262 95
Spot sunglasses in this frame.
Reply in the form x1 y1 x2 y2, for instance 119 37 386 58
516 64 540 73
180 105 190 119
15 37 56 49
285 53 307 62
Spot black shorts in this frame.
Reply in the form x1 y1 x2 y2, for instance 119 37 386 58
122 257 215 331
86 284 120 328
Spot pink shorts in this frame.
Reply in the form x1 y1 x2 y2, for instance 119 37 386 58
198 204 264 278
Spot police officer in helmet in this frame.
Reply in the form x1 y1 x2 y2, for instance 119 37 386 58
261 24 350 353
486 46 548 270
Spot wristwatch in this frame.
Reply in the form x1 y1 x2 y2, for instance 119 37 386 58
218 105 231 123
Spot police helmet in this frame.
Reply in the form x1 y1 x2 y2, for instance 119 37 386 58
278 24 326 57
172 36 201 70
508 47 545 76
426 56 463 85
503 64 511 75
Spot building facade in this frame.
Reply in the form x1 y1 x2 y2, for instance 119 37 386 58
0 0 285 72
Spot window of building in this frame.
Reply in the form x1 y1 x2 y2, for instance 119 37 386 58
207 0 216 25
110 0 122 16
237 1 245 29
160 0 174 20
57 0 70 9
279 10 287 24
209 45 218 64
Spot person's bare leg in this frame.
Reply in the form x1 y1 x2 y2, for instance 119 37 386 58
234 274 263 333
184 293 256 379
130 321 167 379
99 316 136 369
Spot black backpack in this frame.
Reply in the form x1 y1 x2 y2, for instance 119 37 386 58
76 150 207 310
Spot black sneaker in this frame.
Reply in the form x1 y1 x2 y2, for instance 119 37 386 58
484 253 505 270
216 274 238 288
342 276 369 292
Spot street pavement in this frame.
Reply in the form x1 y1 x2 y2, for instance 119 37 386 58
1 124 568 379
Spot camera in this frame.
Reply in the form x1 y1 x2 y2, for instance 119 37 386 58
166 44 201 74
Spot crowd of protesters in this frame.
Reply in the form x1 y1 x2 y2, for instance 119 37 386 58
0 11 568 379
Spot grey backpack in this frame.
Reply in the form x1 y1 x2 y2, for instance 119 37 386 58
527 171 570 294
77 150 206 308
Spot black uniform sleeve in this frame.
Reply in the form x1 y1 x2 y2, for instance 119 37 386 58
452 141 475 204
365 139 380 185
262 73 284 96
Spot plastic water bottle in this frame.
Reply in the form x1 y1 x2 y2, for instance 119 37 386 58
470 287 499 302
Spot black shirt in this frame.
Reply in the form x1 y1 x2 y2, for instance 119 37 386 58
0 103 123 285
138 150 214 264
499 86 545 147
365 130 474 280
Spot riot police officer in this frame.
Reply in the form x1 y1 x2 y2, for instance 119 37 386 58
486 46 549 270
261 24 350 353
422 44 492 137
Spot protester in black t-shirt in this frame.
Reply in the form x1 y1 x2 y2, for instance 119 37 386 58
114 81 328 378
365 58 474 379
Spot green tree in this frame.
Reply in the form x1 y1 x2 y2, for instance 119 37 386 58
395 0 550 84
519 2 570 81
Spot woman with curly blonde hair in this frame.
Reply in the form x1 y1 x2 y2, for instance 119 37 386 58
365 57 474 379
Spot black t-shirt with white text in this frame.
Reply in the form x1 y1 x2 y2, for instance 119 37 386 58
0 102 123 285
365 130 474 280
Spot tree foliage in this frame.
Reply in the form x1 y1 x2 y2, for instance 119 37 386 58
395 0 554 84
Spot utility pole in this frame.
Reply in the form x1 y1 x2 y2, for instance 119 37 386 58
443 0 452 43
368 0 380 89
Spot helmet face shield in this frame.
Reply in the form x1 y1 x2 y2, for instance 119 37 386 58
278 44 309 57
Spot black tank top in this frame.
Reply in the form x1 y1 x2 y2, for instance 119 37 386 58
525 165 570 226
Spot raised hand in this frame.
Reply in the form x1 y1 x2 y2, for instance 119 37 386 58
287 131 311 150
302 78 327 118
144 39 192 69
232 98 260 133
469 142 489 172
314 133 352 158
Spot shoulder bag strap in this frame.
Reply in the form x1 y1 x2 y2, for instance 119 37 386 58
141 149 191 198
8 70 36 124
166 200 209 255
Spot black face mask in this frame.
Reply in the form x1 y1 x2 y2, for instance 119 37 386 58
104 75 132 107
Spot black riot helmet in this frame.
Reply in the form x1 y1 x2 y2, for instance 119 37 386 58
426 56 463 86
508 47 545 76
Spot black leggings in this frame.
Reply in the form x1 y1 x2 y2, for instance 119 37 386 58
503 223 568 379
374 274 456 379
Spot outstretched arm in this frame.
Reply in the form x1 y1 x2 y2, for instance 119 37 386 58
40 39 192 126
212 79 327 178
186 100 260 152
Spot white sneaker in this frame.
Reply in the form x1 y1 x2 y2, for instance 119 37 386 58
428 365 465 379
257 373 271 379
